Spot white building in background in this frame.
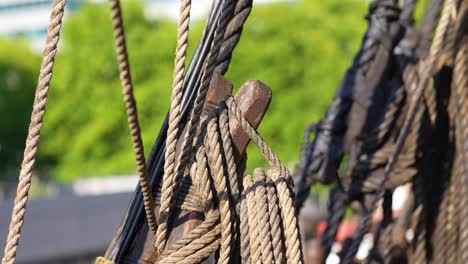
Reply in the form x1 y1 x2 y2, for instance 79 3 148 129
0 0 213 51
0 0 288 51
0 0 81 50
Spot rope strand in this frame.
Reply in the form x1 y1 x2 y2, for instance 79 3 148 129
1 1 66 263
108 0 158 234
156 0 192 252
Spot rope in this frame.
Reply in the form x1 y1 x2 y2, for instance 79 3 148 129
154 97 303 263
244 175 262 263
215 0 253 74
320 187 347 258
253 169 274 263
400 0 418 26
206 115 234 263
452 26 467 264
451 14 468 263
240 177 252 264
342 0 457 262
156 0 234 253
108 0 158 234
1 1 66 263
266 175 285 263
295 0 404 210
156 0 192 251
294 124 317 211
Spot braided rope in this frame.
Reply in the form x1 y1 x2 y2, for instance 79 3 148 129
108 0 157 234
156 0 192 251
1 1 66 263
158 136 220 262
409 173 429 264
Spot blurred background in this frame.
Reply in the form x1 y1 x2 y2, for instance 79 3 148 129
0 0 370 262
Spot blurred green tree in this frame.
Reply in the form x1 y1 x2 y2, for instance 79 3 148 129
0 39 40 180
3 0 368 182
225 0 367 169
41 2 185 182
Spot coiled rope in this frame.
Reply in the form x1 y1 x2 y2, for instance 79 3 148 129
1 1 66 264
155 98 303 263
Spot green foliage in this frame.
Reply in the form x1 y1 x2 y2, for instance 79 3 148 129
226 0 367 170
2 0 368 182
41 2 178 181
0 39 40 179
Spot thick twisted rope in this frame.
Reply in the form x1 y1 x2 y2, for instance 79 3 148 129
206 115 234 264
219 106 240 248
294 124 317 211
215 0 253 74
156 0 235 253
400 0 418 25
419 0 444 54
453 32 467 264
156 0 192 252
240 178 252 264
266 175 285 263
1 1 66 263
167 0 235 178
226 97 303 263
155 96 302 263
342 2 455 261
108 0 158 234
253 169 275 263
295 0 404 212
159 142 220 262
244 175 262 263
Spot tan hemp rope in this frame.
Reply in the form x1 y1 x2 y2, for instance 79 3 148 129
154 99 303 264
1 1 66 264
156 0 192 252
